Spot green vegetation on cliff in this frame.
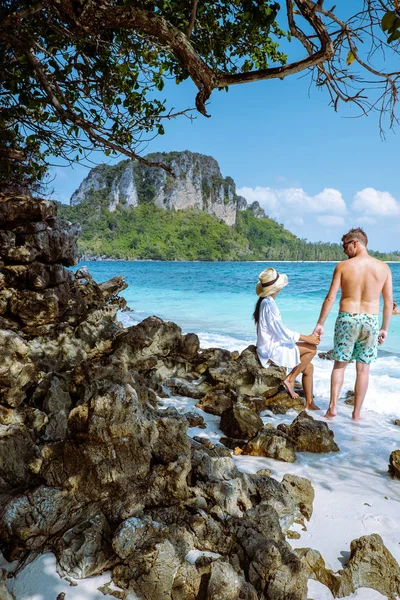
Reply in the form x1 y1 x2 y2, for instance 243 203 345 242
59 196 400 262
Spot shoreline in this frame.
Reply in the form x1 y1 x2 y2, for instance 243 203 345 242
78 256 342 263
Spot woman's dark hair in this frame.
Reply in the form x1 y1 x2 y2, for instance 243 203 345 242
253 297 263 324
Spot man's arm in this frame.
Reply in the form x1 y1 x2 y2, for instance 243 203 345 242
313 265 342 337
378 267 393 345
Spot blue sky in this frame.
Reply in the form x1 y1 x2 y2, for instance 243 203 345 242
50 10 400 252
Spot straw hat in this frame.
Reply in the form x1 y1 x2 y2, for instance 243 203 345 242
256 267 288 297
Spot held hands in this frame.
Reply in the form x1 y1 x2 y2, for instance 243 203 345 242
307 332 321 345
378 329 388 345
313 324 324 337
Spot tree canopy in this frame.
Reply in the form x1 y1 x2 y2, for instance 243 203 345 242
1 0 400 188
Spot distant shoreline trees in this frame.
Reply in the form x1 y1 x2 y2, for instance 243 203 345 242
59 199 400 263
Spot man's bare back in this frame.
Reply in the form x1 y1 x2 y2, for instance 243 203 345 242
338 254 391 315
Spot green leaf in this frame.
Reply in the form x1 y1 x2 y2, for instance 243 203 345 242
387 29 400 43
381 11 397 31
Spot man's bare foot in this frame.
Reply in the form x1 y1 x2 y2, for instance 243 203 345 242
283 378 299 400
352 411 361 421
324 407 337 418
305 401 321 410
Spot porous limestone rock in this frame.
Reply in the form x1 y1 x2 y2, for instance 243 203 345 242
70 151 258 227
0 191 335 600
298 533 400 599
241 425 297 463
207 345 286 399
0 329 37 407
278 411 340 453
195 385 237 416
55 513 116 579
164 376 208 399
389 449 400 479
220 405 264 440
263 389 306 412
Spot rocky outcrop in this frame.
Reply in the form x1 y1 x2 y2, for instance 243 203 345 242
70 151 264 227
241 425 297 463
2 191 391 600
206 345 286 399
298 533 400 598
220 405 264 440
278 411 340 453
0 191 318 600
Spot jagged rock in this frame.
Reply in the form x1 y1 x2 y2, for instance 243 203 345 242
112 516 166 560
220 405 263 440
241 396 268 413
206 560 257 600
228 503 308 599
192 347 234 375
195 386 237 416
0 329 37 407
393 419 400 426
207 345 286 399
389 449 400 479
0 423 40 491
219 437 247 451
281 474 314 522
165 377 208 399
298 533 400 598
344 390 354 405
112 316 200 382
0 194 56 223
184 411 206 428
241 426 297 463
318 349 335 360
278 411 340 453
264 390 306 412
193 435 213 449
55 514 116 578
1 262 73 291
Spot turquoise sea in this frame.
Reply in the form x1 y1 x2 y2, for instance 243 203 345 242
79 260 400 417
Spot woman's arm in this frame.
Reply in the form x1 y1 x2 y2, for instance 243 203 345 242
299 333 320 345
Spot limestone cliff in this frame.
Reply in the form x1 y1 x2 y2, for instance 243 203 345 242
70 150 264 226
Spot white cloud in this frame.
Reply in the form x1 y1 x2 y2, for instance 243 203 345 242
358 216 377 225
317 215 345 227
352 188 400 216
237 186 279 216
237 186 347 219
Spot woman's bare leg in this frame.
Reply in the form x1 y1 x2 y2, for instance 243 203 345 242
283 343 317 405
302 363 320 409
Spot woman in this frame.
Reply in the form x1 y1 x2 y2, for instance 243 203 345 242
254 267 320 409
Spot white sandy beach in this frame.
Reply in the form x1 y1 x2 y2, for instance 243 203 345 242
3 352 400 600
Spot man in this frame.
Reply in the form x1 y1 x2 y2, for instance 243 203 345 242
314 228 392 420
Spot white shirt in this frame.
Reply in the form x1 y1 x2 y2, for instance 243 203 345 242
256 296 300 370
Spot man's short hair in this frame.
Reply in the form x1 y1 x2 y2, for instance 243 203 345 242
341 227 368 247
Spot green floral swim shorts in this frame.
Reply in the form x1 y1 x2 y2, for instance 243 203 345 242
333 312 379 364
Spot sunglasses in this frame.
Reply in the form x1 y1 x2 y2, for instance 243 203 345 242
342 239 355 250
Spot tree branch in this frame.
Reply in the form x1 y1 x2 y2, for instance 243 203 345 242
186 0 199 39
0 1 46 30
